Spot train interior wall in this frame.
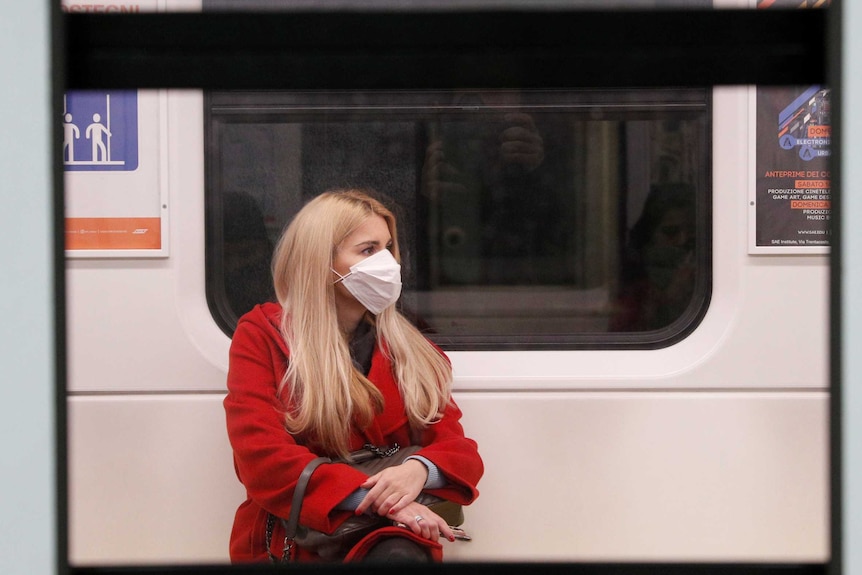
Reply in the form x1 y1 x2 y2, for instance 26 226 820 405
65 88 829 565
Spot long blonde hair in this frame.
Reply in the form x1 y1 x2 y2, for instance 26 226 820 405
271 189 453 457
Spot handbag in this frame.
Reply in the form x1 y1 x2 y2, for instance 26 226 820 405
266 443 464 563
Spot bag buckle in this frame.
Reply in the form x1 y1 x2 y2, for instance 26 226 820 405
362 443 401 458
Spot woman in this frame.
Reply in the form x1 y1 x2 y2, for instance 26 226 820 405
224 188 483 563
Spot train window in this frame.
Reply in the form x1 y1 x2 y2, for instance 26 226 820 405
205 89 711 349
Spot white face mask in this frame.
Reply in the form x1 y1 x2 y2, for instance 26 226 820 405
332 248 402 315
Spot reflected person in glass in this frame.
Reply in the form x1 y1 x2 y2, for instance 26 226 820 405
611 182 697 332
419 91 571 286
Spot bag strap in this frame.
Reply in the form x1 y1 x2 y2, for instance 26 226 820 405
267 456 331 563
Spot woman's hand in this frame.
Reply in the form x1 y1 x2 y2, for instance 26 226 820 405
353 460 455 541
355 459 427 517
389 501 456 542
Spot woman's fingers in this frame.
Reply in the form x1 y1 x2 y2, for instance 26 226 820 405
391 503 456 542
356 462 426 514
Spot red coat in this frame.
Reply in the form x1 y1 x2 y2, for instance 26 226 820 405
224 302 483 562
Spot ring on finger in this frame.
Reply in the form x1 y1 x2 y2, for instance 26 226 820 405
415 515 424 523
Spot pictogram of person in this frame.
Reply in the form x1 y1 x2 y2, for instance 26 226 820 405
85 112 112 162
62 113 80 163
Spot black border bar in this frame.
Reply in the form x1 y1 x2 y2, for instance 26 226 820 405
70 561 827 575
65 8 826 90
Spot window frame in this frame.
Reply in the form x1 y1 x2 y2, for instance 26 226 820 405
203 88 713 350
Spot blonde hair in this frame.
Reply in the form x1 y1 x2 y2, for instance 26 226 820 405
271 189 452 457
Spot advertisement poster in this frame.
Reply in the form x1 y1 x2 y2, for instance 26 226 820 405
751 0 831 254
752 85 831 253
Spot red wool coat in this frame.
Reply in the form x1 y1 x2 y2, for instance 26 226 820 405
224 302 483 562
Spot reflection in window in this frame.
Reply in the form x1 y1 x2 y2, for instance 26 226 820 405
205 90 711 349
610 182 696 332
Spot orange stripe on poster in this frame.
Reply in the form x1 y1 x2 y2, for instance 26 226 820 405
65 217 161 250
790 200 830 209
794 179 829 189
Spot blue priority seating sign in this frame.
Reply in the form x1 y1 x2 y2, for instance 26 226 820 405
62 91 139 171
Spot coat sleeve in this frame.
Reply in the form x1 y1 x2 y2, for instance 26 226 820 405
413 396 484 505
223 307 367 533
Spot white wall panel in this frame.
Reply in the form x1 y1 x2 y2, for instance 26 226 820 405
66 258 227 393
68 395 243 565
68 393 828 564
450 392 829 562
